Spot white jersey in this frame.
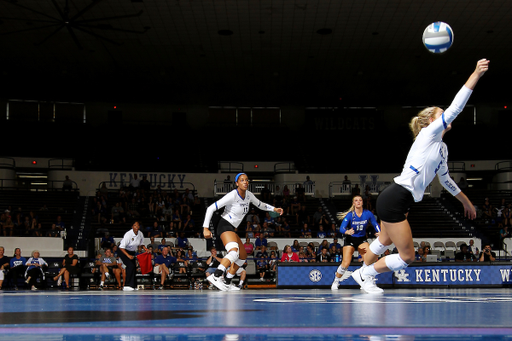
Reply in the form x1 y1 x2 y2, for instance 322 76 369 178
394 85 472 202
203 189 275 229
119 229 145 252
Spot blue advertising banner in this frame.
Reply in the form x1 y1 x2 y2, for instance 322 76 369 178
277 262 512 288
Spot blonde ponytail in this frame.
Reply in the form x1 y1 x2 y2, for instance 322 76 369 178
336 195 362 220
409 107 441 139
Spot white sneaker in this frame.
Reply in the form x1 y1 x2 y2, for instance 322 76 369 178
228 283 241 291
123 286 135 291
340 270 353 282
331 278 340 290
351 268 383 294
31 286 37 291
207 274 228 292
57 277 62 286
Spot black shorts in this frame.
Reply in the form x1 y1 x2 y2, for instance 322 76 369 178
344 236 368 250
376 183 414 223
216 218 236 236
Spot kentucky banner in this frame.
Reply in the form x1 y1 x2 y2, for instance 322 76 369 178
277 263 512 288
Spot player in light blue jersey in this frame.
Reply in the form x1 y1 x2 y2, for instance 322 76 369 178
331 195 380 290
352 59 489 294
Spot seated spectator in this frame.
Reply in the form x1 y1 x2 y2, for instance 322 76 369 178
53 246 80 289
296 205 309 226
174 250 188 274
55 216 65 231
415 246 425 262
148 221 163 239
269 251 278 273
422 245 431 262
300 223 312 239
330 238 342 251
316 225 327 238
205 247 223 279
167 222 178 238
264 212 275 228
479 244 496 262
260 185 271 202
185 249 198 264
281 245 299 262
316 247 331 263
306 245 316 262
245 222 254 239
291 240 301 253
157 238 171 254
154 246 176 289
176 233 189 249
48 223 62 237
274 185 283 202
162 203 174 222
281 219 291 238
8 248 26 289
96 248 118 289
255 234 268 250
32 221 43 237
3 217 14 237
255 246 269 281
313 207 323 227
482 198 494 221
244 238 254 256
468 239 479 258
100 232 115 250
455 244 476 262
500 225 510 248
261 222 274 238
298 252 308 263
318 240 329 254
296 184 306 203
111 202 126 224
329 245 339 260
290 195 301 214
172 209 182 230
25 250 48 290
182 214 195 236
0 246 9 289
115 255 126 289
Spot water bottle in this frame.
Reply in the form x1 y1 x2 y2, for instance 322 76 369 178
335 255 340 262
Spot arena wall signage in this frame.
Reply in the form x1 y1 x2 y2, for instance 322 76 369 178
277 263 512 288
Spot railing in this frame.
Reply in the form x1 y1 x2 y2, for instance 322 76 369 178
329 181 431 197
274 162 296 173
214 180 315 197
48 180 79 191
218 161 244 173
0 157 16 169
448 161 465 172
48 158 74 170
496 161 512 171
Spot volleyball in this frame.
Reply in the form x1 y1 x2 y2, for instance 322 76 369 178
422 21 454 53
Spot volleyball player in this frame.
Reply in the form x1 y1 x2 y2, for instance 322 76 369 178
331 195 380 290
352 59 489 293
203 173 283 291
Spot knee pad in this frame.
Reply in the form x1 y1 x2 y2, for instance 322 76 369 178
224 242 239 264
235 258 246 267
369 238 388 256
384 254 408 272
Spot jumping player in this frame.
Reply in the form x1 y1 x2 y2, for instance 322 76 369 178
203 173 283 291
331 195 380 290
352 59 489 293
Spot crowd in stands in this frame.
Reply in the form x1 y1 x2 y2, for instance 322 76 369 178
0 206 66 238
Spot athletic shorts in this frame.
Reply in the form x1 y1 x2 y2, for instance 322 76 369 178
376 182 414 223
216 217 236 236
344 236 368 250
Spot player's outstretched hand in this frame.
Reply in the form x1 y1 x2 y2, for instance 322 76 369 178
474 59 489 76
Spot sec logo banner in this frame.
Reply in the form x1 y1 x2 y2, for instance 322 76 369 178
309 269 322 283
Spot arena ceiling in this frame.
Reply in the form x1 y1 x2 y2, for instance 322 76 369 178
0 0 511 106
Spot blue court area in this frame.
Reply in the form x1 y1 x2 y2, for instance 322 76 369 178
0 288 511 341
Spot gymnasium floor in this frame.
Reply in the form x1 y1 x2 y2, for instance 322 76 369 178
0 288 511 341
